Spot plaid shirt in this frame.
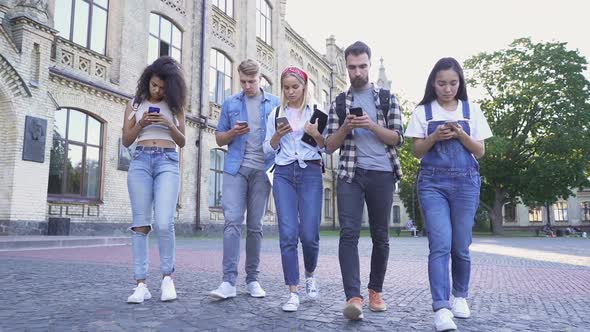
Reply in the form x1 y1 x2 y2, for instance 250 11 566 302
325 84 404 183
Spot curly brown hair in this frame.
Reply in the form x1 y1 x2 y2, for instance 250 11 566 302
133 56 187 114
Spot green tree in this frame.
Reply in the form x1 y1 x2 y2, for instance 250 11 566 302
464 38 590 234
396 96 423 230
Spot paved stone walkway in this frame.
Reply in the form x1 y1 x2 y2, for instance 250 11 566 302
1 236 589 331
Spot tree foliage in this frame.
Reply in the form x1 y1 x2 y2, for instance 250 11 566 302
464 38 590 232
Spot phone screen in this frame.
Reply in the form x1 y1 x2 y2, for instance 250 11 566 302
236 120 248 127
350 107 363 117
276 117 290 127
148 106 160 113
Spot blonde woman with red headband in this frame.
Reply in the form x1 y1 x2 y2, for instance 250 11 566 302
263 66 326 312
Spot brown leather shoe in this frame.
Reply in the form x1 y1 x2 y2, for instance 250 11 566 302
343 297 364 320
368 289 387 312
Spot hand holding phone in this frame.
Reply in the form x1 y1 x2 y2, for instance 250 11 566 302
444 120 458 130
275 116 292 138
276 116 290 128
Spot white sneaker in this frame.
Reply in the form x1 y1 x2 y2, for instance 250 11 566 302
281 293 300 312
127 283 152 304
451 297 471 318
209 282 237 300
246 281 266 298
160 276 177 302
305 277 318 298
434 308 457 331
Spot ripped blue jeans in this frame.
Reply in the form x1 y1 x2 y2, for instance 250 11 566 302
127 148 180 280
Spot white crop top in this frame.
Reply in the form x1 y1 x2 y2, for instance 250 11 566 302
133 99 178 142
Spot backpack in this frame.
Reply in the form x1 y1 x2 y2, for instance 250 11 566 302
335 89 391 126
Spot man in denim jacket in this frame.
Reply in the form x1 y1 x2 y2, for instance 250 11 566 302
209 59 280 300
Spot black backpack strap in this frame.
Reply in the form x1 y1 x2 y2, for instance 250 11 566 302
379 89 391 125
335 92 347 127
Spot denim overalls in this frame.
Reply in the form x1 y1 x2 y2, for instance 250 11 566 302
417 101 481 311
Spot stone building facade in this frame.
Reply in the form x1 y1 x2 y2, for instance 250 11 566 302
0 0 204 235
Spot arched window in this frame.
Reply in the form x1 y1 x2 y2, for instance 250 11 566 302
261 75 272 93
148 13 182 63
209 49 232 105
324 188 332 219
209 149 226 208
54 0 109 54
48 108 103 200
212 0 233 17
256 0 272 45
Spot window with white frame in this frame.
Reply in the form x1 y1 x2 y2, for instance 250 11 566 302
392 205 401 224
580 201 590 222
553 202 568 222
212 0 233 16
148 13 182 63
54 0 109 54
503 203 516 223
528 207 543 223
324 188 332 218
48 108 103 200
209 49 232 105
256 0 272 45
209 149 226 208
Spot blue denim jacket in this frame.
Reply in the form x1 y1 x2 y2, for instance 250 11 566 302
216 89 280 175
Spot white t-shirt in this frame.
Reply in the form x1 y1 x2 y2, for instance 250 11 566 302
404 100 492 141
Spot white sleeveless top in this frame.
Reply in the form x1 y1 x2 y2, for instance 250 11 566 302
133 99 178 142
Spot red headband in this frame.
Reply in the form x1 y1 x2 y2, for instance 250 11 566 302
281 66 308 83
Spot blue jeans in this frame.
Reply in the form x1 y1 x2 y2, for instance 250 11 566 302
127 149 180 280
273 162 323 285
221 166 271 286
418 168 480 311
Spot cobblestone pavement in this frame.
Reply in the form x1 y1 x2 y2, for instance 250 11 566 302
1 236 589 331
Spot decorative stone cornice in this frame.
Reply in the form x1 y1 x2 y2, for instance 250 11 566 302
55 37 112 64
161 0 186 16
49 67 131 105
256 38 274 72
211 6 236 48
10 15 56 36
0 53 32 98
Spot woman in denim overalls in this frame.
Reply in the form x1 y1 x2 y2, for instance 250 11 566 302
405 58 492 331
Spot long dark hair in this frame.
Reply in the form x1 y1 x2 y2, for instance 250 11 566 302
418 57 468 105
134 56 187 114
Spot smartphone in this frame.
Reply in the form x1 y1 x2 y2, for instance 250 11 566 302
349 107 363 117
444 120 458 129
148 106 160 113
276 116 290 128
236 120 248 127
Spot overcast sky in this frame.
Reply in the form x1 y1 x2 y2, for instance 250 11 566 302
285 0 590 104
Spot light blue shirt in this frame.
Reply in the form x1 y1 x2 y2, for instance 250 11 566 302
263 105 325 168
215 89 280 175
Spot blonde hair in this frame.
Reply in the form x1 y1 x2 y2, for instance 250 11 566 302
279 73 311 116
237 59 260 76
